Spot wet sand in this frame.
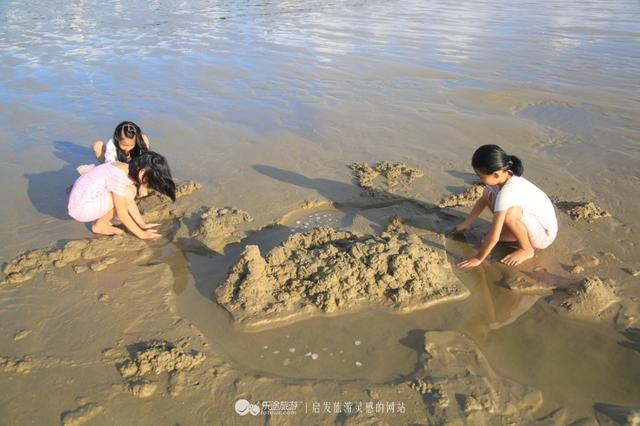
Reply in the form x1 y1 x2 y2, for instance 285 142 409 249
1 0 640 424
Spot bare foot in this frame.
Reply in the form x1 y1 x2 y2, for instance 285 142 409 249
91 222 124 236
500 248 534 266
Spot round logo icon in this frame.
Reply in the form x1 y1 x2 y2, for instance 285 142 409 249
235 399 260 416
235 399 251 416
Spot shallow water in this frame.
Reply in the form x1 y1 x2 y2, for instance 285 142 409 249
2 0 640 421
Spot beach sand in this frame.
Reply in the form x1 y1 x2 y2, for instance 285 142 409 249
1 1 640 424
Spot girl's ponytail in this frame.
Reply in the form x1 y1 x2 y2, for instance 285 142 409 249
472 144 525 176
507 155 524 176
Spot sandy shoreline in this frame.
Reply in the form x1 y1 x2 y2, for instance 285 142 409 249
2 153 640 424
1 1 640 424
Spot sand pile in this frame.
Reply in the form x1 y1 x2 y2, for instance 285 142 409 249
549 276 620 322
408 331 543 424
438 184 485 208
1 237 147 285
553 199 611 222
216 219 469 327
188 206 253 251
116 340 206 398
117 340 206 378
349 161 423 190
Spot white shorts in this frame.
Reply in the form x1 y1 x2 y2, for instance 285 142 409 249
485 189 556 249
521 210 556 249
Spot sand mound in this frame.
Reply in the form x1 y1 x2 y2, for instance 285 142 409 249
408 331 543 424
216 219 468 328
349 161 423 190
116 340 205 379
438 184 485 208
1 237 147 285
115 340 206 399
550 276 620 322
189 206 253 251
553 199 611 222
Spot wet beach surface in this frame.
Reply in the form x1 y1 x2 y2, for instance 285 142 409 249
1 0 639 423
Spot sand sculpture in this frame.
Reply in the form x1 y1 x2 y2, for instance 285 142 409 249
216 218 469 327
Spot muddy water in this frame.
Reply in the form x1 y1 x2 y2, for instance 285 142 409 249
2 0 640 421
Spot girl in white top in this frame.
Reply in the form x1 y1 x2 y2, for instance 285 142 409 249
455 145 558 269
88 121 152 196
93 121 150 164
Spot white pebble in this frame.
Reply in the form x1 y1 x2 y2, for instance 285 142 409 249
354 340 361 346
305 352 312 357
311 353 319 360
273 350 280 355
295 221 301 224
355 361 362 367
263 345 269 349
289 347 296 353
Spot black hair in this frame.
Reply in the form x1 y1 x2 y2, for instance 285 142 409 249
471 144 524 177
113 121 148 163
128 151 176 201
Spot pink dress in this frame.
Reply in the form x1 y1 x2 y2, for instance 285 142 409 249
68 162 134 222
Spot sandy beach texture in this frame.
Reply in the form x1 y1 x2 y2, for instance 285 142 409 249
1 0 639 424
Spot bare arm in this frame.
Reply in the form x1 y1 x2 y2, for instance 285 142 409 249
142 134 150 149
127 194 146 228
458 209 507 269
113 192 160 239
463 193 488 226
454 188 488 232
473 210 507 262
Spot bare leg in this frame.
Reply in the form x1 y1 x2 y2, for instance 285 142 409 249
91 208 124 236
482 226 518 244
500 206 534 266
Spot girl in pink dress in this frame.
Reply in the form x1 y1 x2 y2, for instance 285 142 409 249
68 151 176 240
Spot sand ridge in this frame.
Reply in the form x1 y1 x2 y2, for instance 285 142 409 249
438 184 485 208
349 161 424 191
552 198 612 222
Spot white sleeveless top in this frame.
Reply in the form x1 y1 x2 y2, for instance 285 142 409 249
104 138 118 162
